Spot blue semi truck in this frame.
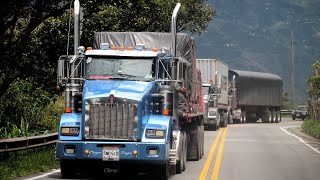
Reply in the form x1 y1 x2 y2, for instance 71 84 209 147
56 2 205 179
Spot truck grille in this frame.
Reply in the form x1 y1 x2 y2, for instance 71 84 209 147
85 97 138 140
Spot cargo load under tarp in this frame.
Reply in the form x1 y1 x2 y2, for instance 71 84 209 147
229 69 283 107
93 32 195 62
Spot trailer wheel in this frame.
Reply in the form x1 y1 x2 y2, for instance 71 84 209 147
241 111 246 123
268 111 272 123
183 131 187 171
275 111 280 123
271 111 275 123
197 126 202 160
201 125 204 157
176 132 184 174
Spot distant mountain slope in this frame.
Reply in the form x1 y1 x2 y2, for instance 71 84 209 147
195 0 320 103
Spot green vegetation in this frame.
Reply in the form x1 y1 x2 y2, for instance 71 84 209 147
0 0 214 139
0 145 59 180
303 60 320 140
302 119 320 140
281 91 295 110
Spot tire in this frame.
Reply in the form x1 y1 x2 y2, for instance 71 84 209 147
224 113 228 127
60 161 76 179
210 124 218 131
271 111 275 123
176 132 184 174
241 111 246 123
197 126 201 160
275 111 280 123
268 111 272 123
157 162 169 180
201 125 204 158
183 131 187 171
220 112 227 127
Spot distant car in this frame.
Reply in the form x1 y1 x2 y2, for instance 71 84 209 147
292 105 308 120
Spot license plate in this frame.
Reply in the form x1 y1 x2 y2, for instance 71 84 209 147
103 149 119 161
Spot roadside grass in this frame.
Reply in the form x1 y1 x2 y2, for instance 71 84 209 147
0 145 59 180
302 119 320 140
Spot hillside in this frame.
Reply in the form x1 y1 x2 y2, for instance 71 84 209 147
195 0 320 103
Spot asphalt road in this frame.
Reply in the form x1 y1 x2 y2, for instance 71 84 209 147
21 118 320 180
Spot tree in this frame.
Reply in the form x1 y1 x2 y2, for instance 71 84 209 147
281 91 294 110
80 0 215 46
0 0 215 130
307 60 320 121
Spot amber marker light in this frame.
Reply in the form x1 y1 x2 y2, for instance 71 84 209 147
85 150 89 155
163 109 169 116
127 47 133 50
87 47 92 50
65 107 71 113
55 85 60 91
133 150 138 156
151 48 158 52
111 46 117 50
119 46 125 51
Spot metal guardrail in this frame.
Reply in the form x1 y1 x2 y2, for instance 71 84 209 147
0 132 58 153
281 110 292 114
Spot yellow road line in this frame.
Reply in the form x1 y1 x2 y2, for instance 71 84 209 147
198 128 224 180
211 127 228 180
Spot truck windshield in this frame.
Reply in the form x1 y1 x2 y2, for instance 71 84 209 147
86 57 154 81
203 86 210 95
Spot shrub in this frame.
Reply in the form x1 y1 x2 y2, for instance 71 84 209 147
0 79 63 138
302 119 320 140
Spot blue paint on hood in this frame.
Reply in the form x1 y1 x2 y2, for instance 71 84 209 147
83 80 154 101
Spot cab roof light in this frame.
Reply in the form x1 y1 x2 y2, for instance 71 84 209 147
100 43 110 50
127 47 134 50
151 48 158 52
136 44 145 51
119 46 125 51
87 47 93 50
111 46 117 50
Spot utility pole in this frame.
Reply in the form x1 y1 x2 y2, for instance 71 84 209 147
290 31 295 104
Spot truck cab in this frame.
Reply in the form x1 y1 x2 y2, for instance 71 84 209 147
202 83 220 130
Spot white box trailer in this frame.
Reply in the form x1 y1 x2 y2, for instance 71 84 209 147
196 59 229 130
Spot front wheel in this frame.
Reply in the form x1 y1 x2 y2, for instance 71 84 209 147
60 161 76 179
156 162 169 180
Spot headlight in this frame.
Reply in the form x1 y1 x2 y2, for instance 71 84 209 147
208 111 217 116
61 127 80 136
146 129 165 138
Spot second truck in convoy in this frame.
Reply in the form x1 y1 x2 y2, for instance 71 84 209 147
196 59 229 130
196 59 283 128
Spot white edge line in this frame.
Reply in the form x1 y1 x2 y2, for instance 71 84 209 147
24 169 61 180
280 126 320 154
